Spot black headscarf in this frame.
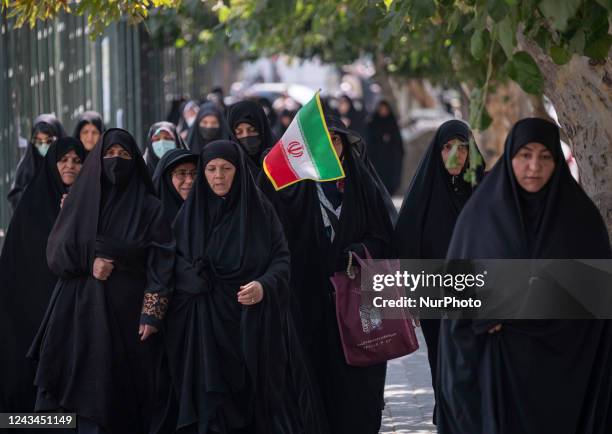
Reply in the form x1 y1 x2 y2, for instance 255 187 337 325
448 117 608 259
395 119 484 259
227 100 276 166
166 140 296 433
186 102 233 154
366 100 405 195
143 121 186 176
0 137 85 414
437 118 612 434
152 148 198 226
28 128 172 433
72 111 105 141
7 114 67 210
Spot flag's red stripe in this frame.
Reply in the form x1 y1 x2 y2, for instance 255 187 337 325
264 140 299 188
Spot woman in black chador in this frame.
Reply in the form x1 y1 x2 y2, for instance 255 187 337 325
152 148 199 225
28 128 175 434
73 111 105 152
227 100 275 176
366 100 404 195
8 114 67 210
163 140 327 434
0 137 85 416
259 116 395 434
143 122 186 176
186 102 233 155
437 118 612 434
394 120 484 422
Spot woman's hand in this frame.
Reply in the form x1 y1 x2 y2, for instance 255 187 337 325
60 193 68 209
139 324 158 341
238 281 264 306
93 257 114 281
488 324 503 334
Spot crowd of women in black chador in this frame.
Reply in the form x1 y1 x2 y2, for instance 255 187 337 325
3 94 612 434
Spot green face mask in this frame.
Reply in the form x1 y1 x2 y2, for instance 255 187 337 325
152 139 176 158
35 142 51 157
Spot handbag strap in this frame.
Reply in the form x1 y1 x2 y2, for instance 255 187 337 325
346 251 356 279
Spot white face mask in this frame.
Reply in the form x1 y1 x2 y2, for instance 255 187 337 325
186 116 196 127
35 143 50 157
152 139 176 158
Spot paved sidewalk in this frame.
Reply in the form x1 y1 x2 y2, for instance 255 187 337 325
380 329 436 434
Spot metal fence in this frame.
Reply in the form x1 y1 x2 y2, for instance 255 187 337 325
0 12 238 238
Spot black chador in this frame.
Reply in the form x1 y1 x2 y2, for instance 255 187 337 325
186 102 233 154
227 100 276 177
0 137 86 416
437 118 612 434
394 119 484 423
163 140 327 434
28 129 174 434
259 119 395 434
366 100 405 195
8 114 67 209
152 148 199 225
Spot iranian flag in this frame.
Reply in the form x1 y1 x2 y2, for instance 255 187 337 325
263 92 345 190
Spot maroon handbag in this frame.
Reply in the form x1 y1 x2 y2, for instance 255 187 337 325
330 247 419 367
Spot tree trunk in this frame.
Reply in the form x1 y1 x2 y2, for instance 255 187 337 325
518 34 612 242
475 81 534 168
374 53 399 114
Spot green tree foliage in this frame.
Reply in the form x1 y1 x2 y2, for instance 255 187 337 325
1 0 179 35
3 0 612 132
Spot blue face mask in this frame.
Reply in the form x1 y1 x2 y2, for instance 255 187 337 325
35 143 50 157
152 139 176 158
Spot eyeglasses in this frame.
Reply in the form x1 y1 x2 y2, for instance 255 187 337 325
171 169 198 181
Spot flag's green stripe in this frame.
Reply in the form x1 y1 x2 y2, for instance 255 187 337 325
294 111 321 178
298 96 343 179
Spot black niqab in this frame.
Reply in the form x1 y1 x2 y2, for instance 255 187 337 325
8 114 67 210
437 118 612 434
227 100 276 167
185 102 233 154
0 137 85 414
152 149 198 225
143 121 186 176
